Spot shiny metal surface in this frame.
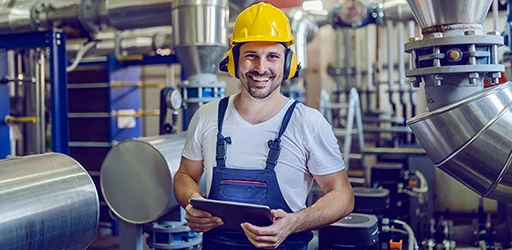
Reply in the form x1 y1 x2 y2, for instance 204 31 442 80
382 0 415 22
285 8 318 72
406 0 492 29
33 0 82 29
103 0 173 31
101 134 187 224
408 82 512 202
172 0 229 79
0 153 99 250
0 0 36 34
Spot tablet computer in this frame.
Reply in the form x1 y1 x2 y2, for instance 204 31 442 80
189 198 273 230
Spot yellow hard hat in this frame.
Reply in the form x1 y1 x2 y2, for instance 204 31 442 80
230 2 295 46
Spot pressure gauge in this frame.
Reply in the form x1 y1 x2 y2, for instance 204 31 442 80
166 89 183 110
337 0 368 27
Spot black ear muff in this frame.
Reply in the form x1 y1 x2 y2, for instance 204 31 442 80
283 48 300 80
219 56 229 72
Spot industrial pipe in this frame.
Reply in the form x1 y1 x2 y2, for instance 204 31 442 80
0 153 99 249
101 133 188 224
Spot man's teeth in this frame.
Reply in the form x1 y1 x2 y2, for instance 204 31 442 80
251 76 270 81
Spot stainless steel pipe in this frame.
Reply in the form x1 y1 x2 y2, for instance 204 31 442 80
101 134 187 224
0 153 99 250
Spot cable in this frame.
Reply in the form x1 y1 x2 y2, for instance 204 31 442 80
412 171 428 193
393 219 419 250
66 41 98 72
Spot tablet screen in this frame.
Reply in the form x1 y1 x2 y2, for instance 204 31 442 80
189 198 273 230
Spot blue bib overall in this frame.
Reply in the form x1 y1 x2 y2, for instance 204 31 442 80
201 97 313 250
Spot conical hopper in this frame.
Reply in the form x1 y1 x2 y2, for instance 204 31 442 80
406 0 492 29
172 0 229 80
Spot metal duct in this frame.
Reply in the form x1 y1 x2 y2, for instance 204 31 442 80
0 0 40 34
408 82 512 203
101 134 187 224
0 153 99 250
405 0 512 203
285 8 319 73
171 0 228 82
99 0 173 31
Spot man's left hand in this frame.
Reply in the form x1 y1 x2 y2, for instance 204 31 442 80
241 209 296 249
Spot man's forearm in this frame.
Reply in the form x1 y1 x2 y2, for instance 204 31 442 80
290 190 354 233
174 172 203 208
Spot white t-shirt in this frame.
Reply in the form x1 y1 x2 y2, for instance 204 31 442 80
182 94 345 212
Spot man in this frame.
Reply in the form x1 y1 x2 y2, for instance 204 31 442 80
173 2 354 249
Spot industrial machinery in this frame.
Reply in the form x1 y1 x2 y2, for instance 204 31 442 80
405 0 512 203
0 153 99 249
100 133 200 250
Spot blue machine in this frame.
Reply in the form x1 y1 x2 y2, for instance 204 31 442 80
0 30 69 157
0 52 9 159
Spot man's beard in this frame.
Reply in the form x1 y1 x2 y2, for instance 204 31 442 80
241 71 283 99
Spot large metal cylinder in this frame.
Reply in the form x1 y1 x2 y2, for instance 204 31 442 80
101 134 186 224
172 0 229 80
102 0 173 31
408 82 512 203
0 153 99 250
286 8 318 73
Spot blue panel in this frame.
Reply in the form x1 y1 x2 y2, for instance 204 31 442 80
0 52 9 159
49 30 70 154
0 31 49 50
107 56 142 143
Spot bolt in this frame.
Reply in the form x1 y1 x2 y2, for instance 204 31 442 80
487 31 500 36
490 72 501 78
432 32 443 38
469 72 479 84
465 30 476 36
432 75 443 86
409 37 420 42
410 77 421 88
448 50 461 60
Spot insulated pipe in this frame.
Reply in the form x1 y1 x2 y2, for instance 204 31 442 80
386 20 396 115
0 153 99 249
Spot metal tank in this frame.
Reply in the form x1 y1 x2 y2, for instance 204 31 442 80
172 0 229 124
405 0 512 203
0 153 99 250
100 133 187 224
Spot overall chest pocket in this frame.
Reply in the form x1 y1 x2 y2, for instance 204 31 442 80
219 180 267 205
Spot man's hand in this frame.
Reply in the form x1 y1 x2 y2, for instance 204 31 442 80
241 209 296 249
184 202 224 233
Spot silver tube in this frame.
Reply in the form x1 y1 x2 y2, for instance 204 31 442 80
366 26 373 90
103 0 173 31
493 0 499 31
408 21 415 70
345 29 352 88
101 134 194 224
24 50 38 155
355 29 362 89
387 21 394 92
0 0 36 34
36 50 46 153
286 8 319 72
335 29 343 91
398 21 405 88
0 153 99 249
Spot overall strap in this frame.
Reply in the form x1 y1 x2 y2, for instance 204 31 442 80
265 100 299 170
216 97 231 167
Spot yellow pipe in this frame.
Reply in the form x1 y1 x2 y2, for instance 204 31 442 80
4 115 37 124
115 110 160 118
117 54 144 61
110 81 165 88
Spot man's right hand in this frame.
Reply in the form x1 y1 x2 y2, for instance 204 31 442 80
184 203 224 233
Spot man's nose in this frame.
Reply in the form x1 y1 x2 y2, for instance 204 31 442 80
253 58 269 74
